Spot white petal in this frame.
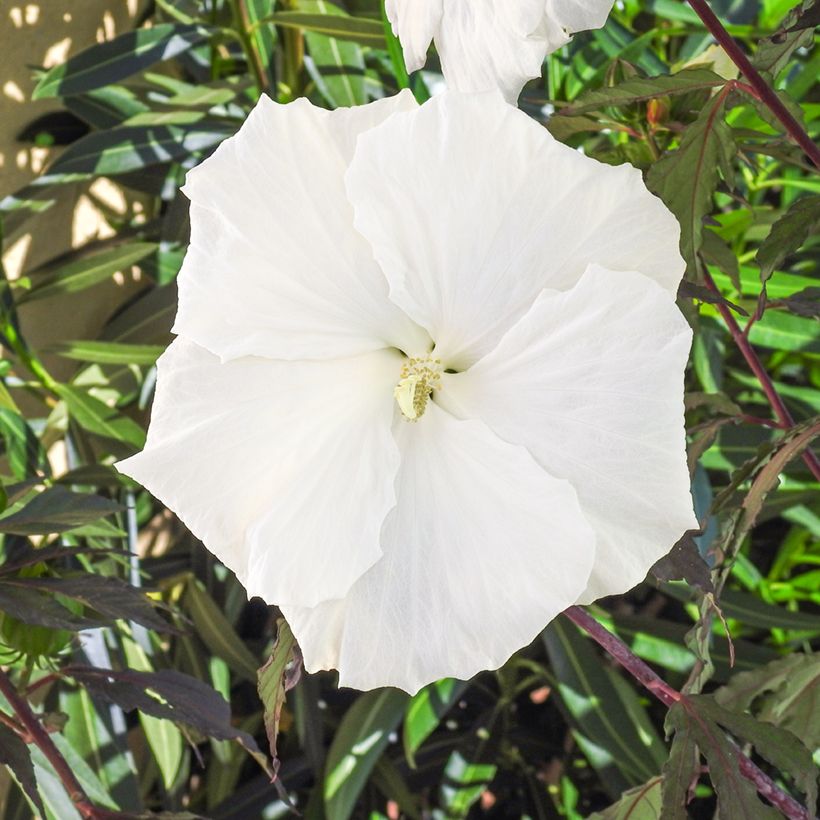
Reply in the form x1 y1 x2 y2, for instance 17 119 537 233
385 0 443 73
544 0 615 39
345 91 684 370
283 403 596 694
116 339 402 608
436 0 551 101
386 0 616 101
174 92 428 362
439 265 697 603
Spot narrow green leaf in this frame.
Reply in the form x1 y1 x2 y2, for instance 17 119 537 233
56 384 146 448
33 24 214 99
44 124 235 178
297 0 367 108
440 751 497 818
20 243 157 304
184 579 259 682
121 634 184 791
324 688 408 820
0 408 50 479
543 619 664 789
49 340 165 366
0 724 46 816
264 11 386 46
403 678 466 767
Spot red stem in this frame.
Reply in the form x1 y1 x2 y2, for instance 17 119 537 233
685 0 820 171
703 270 820 481
0 668 126 819
563 607 810 820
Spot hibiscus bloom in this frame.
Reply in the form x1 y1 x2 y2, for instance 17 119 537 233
117 90 696 694
386 0 616 100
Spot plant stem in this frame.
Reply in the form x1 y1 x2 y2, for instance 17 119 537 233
685 0 820 171
563 606 810 820
233 0 270 94
0 668 124 819
703 270 820 481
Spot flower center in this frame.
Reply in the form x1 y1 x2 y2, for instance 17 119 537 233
394 355 441 421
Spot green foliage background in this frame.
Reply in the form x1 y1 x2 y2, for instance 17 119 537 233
0 0 818 817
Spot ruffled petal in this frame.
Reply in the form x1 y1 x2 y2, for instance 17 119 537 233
386 0 616 101
439 265 697 603
174 91 428 362
117 339 402 608
385 0 443 73
345 91 683 370
436 0 551 101
544 0 615 41
283 403 595 694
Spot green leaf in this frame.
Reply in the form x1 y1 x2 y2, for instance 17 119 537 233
20 243 158 304
257 619 298 763
0 486 121 535
9 575 175 634
59 685 140 803
264 11 386 47
324 688 408 820
690 695 817 808
121 633 184 791
562 68 725 115
440 751 497 818
0 408 50 479
0 584 100 631
756 195 820 285
403 678 466 767
245 0 278 90
543 619 665 791
647 89 735 279
185 578 259 682
660 714 698 820
49 340 165 366
33 24 214 99
0 724 46 816
65 85 150 129
719 588 820 632
715 653 820 751
65 664 270 770
44 123 235 178
664 700 781 819
753 0 817 76
55 384 146 448
589 777 663 819
297 0 367 108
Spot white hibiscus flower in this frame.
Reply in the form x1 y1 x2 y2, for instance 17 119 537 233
385 0 617 101
117 90 697 694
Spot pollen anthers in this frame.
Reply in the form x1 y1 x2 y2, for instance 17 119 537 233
394 356 442 421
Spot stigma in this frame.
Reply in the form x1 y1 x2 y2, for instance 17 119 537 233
394 356 441 421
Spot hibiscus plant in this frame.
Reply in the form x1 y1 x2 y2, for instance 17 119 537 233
0 0 818 818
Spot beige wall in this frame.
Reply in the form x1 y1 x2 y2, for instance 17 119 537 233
1 0 150 374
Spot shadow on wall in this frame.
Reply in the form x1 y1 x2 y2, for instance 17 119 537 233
0 0 150 377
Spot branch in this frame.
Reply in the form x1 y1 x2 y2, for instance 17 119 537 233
703 269 820 481
0 668 126 819
563 606 811 820
685 0 820 171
